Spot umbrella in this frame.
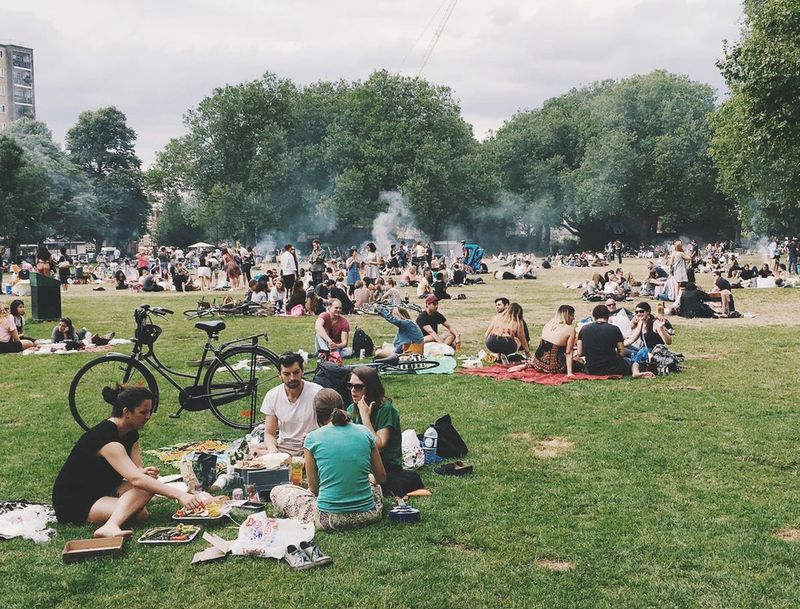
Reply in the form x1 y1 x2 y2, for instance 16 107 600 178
188 242 214 249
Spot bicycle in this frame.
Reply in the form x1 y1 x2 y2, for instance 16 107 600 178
68 304 282 431
183 297 274 320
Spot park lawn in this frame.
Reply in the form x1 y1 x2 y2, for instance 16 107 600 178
1 261 800 609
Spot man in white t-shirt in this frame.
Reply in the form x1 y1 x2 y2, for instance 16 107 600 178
254 352 322 456
279 244 298 293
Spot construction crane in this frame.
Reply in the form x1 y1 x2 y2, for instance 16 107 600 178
416 0 458 77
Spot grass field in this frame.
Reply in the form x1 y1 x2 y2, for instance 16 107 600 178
1 259 799 609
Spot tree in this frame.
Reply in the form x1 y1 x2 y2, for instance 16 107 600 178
7 119 103 242
65 107 149 250
710 0 800 233
0 135 50 257
492 71 736 249
325 70 491 236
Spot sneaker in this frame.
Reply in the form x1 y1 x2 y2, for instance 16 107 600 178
283 544 316 570
300 540 332 566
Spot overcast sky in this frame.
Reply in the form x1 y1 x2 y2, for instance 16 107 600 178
2 0 744 167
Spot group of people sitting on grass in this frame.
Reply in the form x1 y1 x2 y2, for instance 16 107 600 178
484 298 675 379
0 305 114 354
53 351 418 537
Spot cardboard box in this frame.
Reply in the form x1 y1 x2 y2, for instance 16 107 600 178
62 537 125 563
191 532 232 564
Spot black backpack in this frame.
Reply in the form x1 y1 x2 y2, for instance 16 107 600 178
312 361 351 405
352 327 374 357
430 414 468 458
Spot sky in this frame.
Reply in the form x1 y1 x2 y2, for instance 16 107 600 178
1 0 745 167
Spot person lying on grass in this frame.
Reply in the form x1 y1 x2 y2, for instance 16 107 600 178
373 306 424 359
270 388 386 531
52 384 205 538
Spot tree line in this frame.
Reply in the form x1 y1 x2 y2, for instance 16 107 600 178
1 1 796 256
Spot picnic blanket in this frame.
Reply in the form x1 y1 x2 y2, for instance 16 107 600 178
21 338 132 356
458 364 622 385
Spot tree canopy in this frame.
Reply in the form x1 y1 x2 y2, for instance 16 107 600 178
710 0 800 234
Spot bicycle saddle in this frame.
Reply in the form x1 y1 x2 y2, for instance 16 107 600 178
195 320 226 336
373 354 400 365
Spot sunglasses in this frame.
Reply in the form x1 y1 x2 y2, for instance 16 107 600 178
346 383 365 390
635 309 647 314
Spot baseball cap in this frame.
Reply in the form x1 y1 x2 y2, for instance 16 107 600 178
425 295 439 305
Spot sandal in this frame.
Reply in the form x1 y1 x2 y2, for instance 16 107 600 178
434 461 473 476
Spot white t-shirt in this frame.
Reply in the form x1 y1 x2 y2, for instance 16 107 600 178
260 381 322 451
280 251 297 275
250 290 267 304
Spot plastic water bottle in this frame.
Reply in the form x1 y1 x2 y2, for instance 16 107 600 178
423 425 438 464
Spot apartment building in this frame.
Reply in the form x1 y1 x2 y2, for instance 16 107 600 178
0 43 35 131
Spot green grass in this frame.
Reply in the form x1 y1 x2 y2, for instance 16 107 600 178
1 261 799 609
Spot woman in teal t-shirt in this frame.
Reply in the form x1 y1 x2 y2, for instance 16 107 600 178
270 388 386 531
346 367 423 497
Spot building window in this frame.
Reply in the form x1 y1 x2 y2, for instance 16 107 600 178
11 52 32 69
0 84 5 95
0 104 6 113
12 70 32 87
0 67 4 77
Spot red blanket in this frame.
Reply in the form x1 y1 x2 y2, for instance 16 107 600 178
458 365 622 385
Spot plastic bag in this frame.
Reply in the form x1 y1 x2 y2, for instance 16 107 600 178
230 512 314 559
402 429 425 470
0 505 56 543
424 342 454 357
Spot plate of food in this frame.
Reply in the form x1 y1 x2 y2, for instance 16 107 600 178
172 505 226 522
138 524 201 544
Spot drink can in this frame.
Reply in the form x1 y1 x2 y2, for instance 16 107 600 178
360 348 366 359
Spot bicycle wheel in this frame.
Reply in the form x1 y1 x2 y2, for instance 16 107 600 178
204 346 281 429
69 355 160 431
381 359 440 375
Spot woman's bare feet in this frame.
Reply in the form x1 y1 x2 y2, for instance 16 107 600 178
93 523 132 538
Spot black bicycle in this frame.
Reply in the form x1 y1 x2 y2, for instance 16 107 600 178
68 305 281 431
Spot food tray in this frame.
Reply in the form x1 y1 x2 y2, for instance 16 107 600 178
138 525 202 544
172 511 226 522
63 536 126 563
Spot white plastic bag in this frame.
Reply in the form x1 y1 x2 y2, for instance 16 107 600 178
0 505 56 543
230 512 314 559
402 429 425 470
424 342 454 357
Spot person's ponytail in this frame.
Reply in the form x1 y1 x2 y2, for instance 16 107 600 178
330 408 351 426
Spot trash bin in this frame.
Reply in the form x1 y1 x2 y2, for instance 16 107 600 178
30 272 62 321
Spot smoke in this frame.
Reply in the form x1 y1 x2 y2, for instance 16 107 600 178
367 192 424 253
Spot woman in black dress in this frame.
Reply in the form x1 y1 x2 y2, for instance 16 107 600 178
52 385 204 538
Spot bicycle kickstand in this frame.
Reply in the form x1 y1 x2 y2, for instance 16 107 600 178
168 406 185 419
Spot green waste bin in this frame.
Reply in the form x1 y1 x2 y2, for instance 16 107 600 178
30 272 62 321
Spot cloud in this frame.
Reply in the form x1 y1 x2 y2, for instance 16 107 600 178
1 0 744 163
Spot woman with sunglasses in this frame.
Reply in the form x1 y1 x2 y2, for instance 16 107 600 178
624 302 672 355
346 367 422 496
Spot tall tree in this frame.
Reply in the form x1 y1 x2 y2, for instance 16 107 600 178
0 135 50 257
7 119 103 242
710 0 800 233
65 107 149 250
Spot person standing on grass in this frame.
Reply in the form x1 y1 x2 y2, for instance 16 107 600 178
280 243 298 293
52 385 205 538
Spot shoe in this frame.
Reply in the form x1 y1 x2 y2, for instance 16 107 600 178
283 544 316 570
435 461 473 476
300 540 332 566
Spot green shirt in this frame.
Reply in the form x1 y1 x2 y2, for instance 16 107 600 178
347 399 403 468
303 423 376 513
